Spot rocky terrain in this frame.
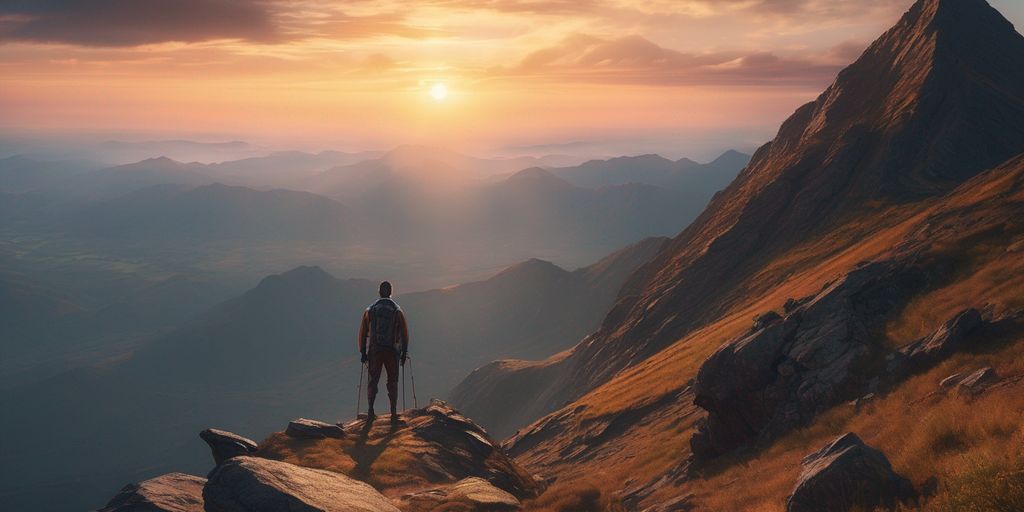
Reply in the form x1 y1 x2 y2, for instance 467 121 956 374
99 400 539 512
451 0 1024 509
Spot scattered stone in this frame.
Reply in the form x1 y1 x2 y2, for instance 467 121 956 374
199 428 258 466
851 393 876 411
898 309 983 369
98 473 205 512
204 456 400 512
286 418 345 439
939 371 968 389
954 367 999 396
786 433 916 512
399 477 521 511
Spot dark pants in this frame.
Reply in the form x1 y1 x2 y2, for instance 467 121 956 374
367 349 398 412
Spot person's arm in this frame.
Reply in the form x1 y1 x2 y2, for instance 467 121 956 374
357 310 369 360
398 310 409 361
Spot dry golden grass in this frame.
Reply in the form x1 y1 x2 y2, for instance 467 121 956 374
513 161 1024 510
522 478 628 512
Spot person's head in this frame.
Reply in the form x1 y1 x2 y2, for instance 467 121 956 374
379 281 393 298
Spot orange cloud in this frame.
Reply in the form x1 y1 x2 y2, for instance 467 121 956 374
492 33 850 87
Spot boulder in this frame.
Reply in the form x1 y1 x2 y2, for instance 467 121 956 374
898 309 983 369
945 367 999 396
399 477 521 511
199 428 258 465
286 418 345 439
98 472 205 512
203 456 400 512
691 261 928 459
786 433 916 512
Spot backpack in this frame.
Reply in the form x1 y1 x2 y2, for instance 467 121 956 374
367 298 402 353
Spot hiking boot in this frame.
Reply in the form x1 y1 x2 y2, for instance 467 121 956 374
366 408 376 421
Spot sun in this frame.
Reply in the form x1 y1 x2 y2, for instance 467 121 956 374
429 83 448 102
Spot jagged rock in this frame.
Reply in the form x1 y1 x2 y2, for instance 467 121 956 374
753 311 782 330
691 261 928 460
786 433 916 512
203 456 400 512
286 418 345 439
199 428 258 465
398 477 521 511
941 367 999 396
898 309 983 369
259 399 541 501
98 472 205 512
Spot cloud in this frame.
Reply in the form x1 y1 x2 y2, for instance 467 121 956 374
420 0 600 15
494 33 847 87
0 0 280 46
0 0 442 47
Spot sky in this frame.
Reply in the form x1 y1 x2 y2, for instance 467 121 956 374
1 0 1022 159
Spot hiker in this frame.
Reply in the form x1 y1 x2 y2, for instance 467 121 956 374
357 281 410 422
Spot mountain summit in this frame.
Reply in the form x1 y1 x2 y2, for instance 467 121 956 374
453 0 1024 438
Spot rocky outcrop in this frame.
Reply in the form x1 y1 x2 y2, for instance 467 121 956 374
199 428 258 465
203 456 400 512
898 309 983 370
259 400 541 501
786 433 917 512
690 261 928 460
98 473 205 512
398 477 521 511
286 418 345 439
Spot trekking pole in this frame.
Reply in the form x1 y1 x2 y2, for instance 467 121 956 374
409 356 418 409
402 357 407 411
356 360 365 418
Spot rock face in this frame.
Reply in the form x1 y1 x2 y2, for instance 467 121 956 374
690 261 928 459
286 418 345 439
203 456 400 512
398 477 521 511
199 428 258 465
786 433 917 512
98 473 205 512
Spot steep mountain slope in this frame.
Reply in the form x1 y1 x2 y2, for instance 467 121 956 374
509 152 1024 511
452 0 1024 437
69 183 356 241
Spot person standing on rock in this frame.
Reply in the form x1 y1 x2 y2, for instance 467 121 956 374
358 281 410 423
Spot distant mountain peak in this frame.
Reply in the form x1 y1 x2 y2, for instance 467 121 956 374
505 167 573 188
255 266 337 293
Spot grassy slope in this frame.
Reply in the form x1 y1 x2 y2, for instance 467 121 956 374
517 156 1024 510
